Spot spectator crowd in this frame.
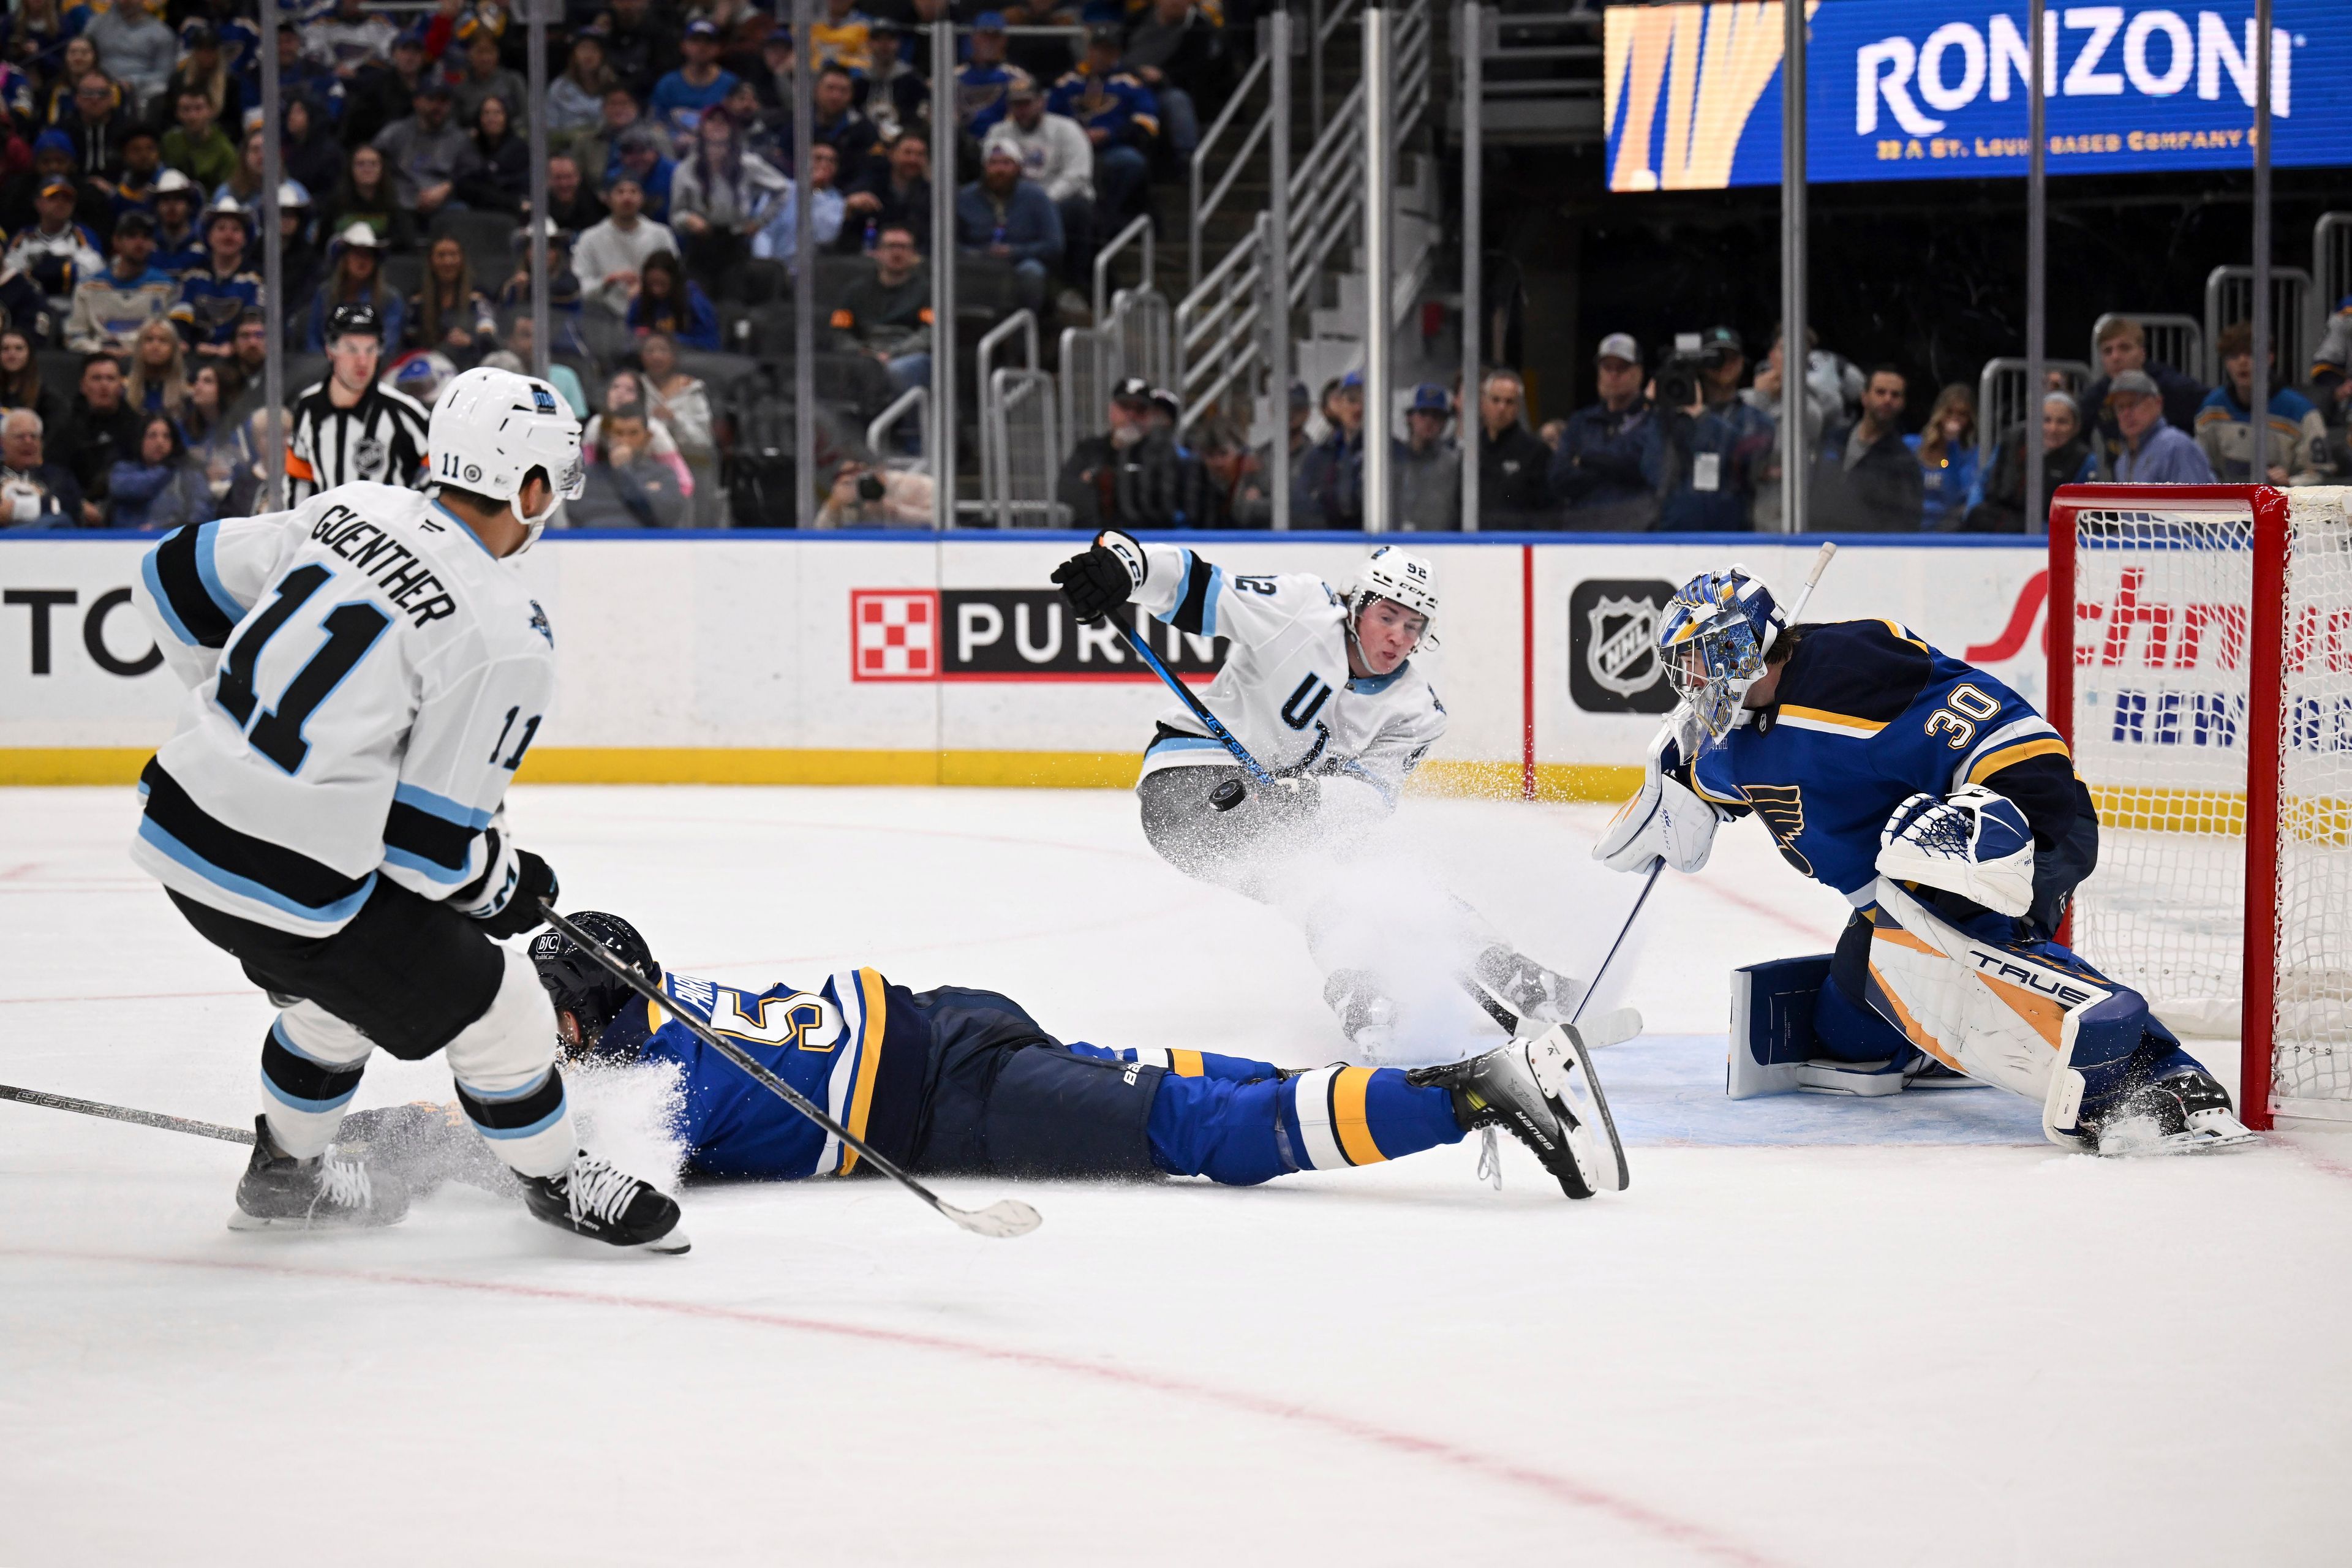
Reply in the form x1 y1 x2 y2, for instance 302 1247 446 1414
0 0 1248 529
0 0 2337 533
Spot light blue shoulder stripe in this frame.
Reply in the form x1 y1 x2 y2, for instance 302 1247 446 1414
392 782 496 831
1200 564 1223 638
139 547 198 647
190 521 245 625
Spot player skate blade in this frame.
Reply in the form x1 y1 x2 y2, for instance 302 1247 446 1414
1527 1026 1631 1193
225 1209 397 1233
2092 1121 2261 1158
951 1199 1043 1238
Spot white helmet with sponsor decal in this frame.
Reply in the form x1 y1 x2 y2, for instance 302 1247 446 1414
427 366 586 549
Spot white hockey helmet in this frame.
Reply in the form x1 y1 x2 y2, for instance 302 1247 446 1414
428 366 586 548
1354 544 1438 619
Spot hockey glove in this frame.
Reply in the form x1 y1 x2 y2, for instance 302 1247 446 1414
1875 785 2035 917
1050 529 1146 622
1593 731 1723 874
472 850 560 939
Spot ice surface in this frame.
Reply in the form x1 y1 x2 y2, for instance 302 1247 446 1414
4 785 2349 1566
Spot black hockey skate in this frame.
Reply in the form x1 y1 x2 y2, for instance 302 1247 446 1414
1323 968 1399 1057
1463 945 1585 1031
2086 1069 2258 1156
520 1154 690 1253
228 1115 410 1231
1411 1025 1629 1199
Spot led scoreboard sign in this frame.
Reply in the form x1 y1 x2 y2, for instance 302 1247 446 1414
1604 1 2352 192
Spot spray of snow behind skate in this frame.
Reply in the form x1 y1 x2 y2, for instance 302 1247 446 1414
565 1057 691 1196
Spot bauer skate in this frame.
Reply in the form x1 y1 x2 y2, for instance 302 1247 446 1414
1411 1024 1629 1199
1463 946 1585 1032
228 1115 410 1231
520 1153 690 1252
2087 1069 2259 1156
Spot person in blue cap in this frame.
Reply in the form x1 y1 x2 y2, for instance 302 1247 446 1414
1392 380 1460 531
650 17 740 139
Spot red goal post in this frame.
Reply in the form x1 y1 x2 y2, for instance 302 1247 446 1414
2049 483 2352 1130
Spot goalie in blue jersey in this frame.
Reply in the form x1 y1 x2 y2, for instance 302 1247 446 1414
336 912 1637 1204
1592 564 2255 1155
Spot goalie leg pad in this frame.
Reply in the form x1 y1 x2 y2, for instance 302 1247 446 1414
1728 955 1917 1098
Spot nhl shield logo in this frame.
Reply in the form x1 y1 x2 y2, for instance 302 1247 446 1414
1568 579 1679 714
1586 594 1660 698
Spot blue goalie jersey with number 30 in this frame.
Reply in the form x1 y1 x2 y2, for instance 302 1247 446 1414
1688 619 2075 905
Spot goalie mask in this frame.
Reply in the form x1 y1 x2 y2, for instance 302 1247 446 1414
530 911 657 1058
1657 565 1786 745
427 366 586 550
1348 545 1439 657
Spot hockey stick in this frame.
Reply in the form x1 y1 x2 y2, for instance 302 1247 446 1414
1570 541 1841 1027
0 1082 255 1145
536 903 1042 1241
1104 612 1275 802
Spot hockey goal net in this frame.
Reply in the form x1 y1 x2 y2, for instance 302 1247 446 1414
2050 484 2352 1128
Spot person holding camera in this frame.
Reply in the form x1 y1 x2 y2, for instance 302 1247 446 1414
1640 326 1774 532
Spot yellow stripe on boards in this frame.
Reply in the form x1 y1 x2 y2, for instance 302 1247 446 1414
1169 1049 1204 1077
0 748 1651 801
837 968 890 1177
1332 1066 1386 1166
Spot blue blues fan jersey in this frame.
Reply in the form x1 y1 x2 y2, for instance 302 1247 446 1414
600 967 929 1180
1687 620 2076 905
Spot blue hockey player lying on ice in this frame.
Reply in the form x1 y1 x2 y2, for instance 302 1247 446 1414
492 912 1635 1199
1591 564 2255 1156
331 911 1638 1202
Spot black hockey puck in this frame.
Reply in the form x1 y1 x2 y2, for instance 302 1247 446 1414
1209 779 1247 812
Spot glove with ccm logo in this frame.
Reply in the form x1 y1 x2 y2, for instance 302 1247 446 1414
1875 785 2035 917
1049 529 1147 622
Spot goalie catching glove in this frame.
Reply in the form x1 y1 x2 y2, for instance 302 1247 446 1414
1593 729 1725 875
1050 529 1148 622
1875 784 2035 917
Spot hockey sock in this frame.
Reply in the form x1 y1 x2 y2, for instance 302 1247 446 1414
1145 1065 1463 1185
258 1017 368 1159
454 1066 576 1180
1065 1041 1284 1082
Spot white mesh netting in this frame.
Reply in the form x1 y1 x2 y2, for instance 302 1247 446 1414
2065 489 2352 1120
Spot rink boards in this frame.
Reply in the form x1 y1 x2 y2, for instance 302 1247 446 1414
0 530 2049 794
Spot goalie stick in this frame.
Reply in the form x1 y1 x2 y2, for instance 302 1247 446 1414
537 903 1042 1242
0 1081 257 1145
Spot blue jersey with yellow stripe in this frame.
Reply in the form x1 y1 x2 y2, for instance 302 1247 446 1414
1689 619 2075 903
602 967 921 1180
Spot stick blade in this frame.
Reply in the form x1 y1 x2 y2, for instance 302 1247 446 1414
948 1197 1044 1238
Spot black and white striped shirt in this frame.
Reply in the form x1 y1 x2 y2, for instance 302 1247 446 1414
285 380 431 505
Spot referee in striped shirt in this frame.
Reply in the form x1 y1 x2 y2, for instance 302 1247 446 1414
285 303 431 504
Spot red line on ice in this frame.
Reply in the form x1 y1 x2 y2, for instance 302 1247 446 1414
17 1246 1789 1567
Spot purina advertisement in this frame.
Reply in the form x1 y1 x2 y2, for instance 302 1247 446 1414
1604 0 2352 193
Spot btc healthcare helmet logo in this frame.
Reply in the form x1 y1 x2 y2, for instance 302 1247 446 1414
1569 579 1679 714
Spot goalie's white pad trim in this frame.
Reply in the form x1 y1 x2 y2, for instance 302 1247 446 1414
1875 785 2035 918
1864 879 2109 1147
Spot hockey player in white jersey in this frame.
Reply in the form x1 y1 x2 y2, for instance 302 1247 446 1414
1052 531 1587 1055
129 366 688 1248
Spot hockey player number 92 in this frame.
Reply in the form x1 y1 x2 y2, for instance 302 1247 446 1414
1924 684 2002 750
213 564 391 775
